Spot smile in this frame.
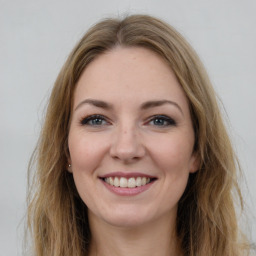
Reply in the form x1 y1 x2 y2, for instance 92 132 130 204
99 173 157 196
104 177 152 188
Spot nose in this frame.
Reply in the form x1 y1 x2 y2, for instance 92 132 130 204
110 124 146 162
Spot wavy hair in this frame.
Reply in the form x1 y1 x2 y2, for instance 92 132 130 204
26 14 250 256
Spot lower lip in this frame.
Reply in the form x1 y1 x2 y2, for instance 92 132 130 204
101 179 155 196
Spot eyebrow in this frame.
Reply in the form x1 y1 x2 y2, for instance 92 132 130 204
75 98 183 115
141 100 183 115
75 99 113 111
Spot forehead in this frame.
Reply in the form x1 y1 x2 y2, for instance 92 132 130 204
74 47 189 110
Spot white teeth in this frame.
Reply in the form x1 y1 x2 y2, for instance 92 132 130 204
136 177 142 186
104 176 152 188
120 177 127 187
109 177 114 185
128 178 136 188
114 177 119 187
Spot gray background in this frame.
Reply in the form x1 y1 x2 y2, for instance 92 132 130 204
1 0 255 255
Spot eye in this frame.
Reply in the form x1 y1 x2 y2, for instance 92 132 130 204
80 114 110 126
148 115 176 127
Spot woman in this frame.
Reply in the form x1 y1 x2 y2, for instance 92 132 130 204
27 14 251 256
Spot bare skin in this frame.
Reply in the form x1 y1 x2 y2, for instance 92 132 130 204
88 209 183 256
68 47 198 256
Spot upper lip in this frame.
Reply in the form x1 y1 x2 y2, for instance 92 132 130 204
99 172 157 179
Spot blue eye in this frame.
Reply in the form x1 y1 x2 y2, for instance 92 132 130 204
149 115 176 127
80 115 109 126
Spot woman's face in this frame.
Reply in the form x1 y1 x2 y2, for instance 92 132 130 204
68 47 198 228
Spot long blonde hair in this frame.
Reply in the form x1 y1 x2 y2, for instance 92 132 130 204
27 14 250 255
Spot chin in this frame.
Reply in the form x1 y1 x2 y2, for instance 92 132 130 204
105 214 150 228
91 206 155 228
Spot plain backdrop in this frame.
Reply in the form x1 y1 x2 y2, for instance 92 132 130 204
1 0 255 255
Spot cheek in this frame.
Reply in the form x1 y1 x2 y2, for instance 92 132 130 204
152 135 193 201
151 136 194 172
68 132 109 208
68 132 109 173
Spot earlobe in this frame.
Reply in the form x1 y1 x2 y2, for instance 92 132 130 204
189 153 200 173
66 145 72 173
65 138 72 168
67 162 72 173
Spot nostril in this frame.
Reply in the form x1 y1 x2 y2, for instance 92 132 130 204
110 145 145 161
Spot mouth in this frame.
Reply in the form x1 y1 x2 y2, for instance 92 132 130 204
99 173 157 196
101 176 157 188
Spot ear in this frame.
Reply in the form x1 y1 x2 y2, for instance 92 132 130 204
67 163 72 173
189 152 200 173
65 142 72 173
66 155 72 173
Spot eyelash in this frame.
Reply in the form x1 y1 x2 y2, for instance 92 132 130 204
80 114 176 127
147 115 176 127
80 114 110 126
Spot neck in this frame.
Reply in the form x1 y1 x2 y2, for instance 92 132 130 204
88 212 183 256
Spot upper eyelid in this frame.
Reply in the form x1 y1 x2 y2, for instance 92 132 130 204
80 114 110 125
143 114 176 125
146 114 175 121
79 114 176 125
